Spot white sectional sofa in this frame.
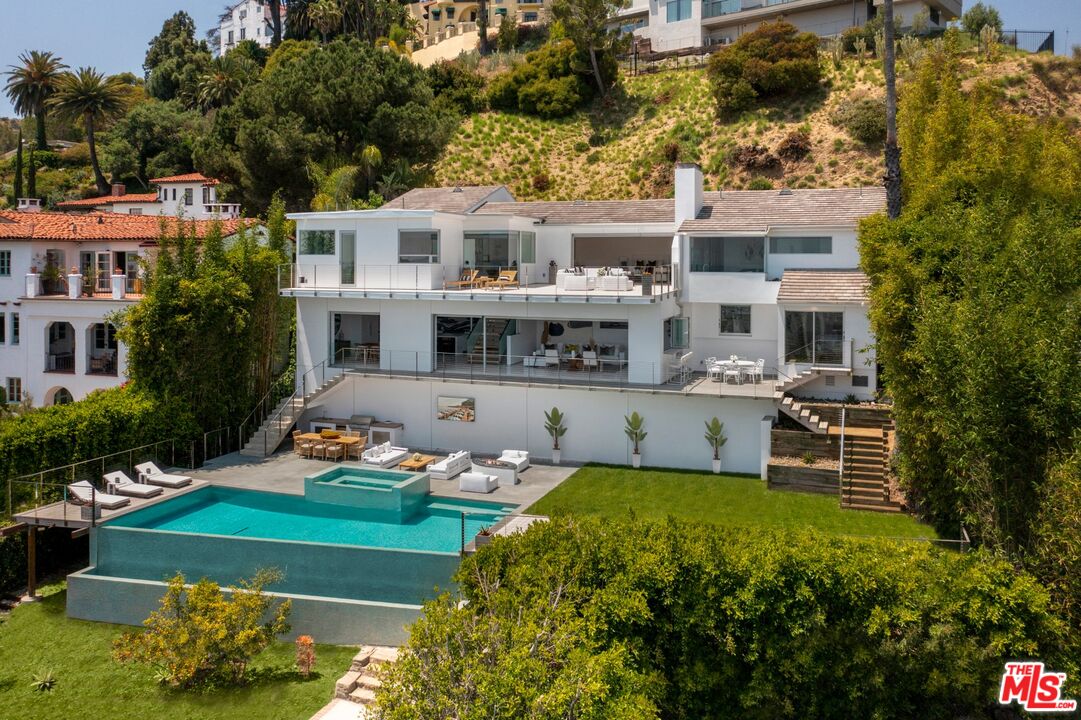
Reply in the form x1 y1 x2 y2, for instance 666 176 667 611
430 451 471 480
498 450 530 472
361 442 410 468
459 472 499 493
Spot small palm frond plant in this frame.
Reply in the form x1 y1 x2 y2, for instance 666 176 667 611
544 407 567 451
624 411 647 456
704 417 727 461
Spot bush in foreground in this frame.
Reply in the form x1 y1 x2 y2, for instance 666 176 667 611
375 517 1069 719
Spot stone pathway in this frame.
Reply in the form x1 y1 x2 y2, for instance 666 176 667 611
311 645 400 719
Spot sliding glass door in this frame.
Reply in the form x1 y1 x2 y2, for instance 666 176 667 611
784 311 844 365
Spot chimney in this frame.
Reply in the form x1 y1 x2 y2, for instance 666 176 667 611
111 183 126 197
16 198 42 213
674 163 703 225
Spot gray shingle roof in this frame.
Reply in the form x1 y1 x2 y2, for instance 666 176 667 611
384 186 508 213
680 187 886 233
777 269 870 304
473 199 675 224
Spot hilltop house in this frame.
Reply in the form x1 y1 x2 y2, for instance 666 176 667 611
617 0 961 52
0 211 257 407
407 0 547 49
219 0 282 55
56 174 240 220
273 163 883 476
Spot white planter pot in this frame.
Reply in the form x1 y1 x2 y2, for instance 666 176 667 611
632 453 641 469
474 533 493 548
552 448 561 464
712 459 721 474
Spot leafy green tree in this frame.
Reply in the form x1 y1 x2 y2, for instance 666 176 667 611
49 68 127 195
497 14 519 53
309 0 344 43
4 50 67 149
269 0 285 45
961 2 1003 36
551 0 628 95
26 138 36 198
143 11 212 106
197 53 258 110
114 569 291 688
12 130 22 200
101 100 203 189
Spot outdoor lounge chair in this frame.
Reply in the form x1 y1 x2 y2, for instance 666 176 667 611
487 270 518 290
498 450 530 472
430 451 471 481
459 471 498 494
67 480 130 510
103 471 163 499
444 270 480 290
134 462 193 488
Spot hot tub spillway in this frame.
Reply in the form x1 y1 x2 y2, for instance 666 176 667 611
303 466 431 523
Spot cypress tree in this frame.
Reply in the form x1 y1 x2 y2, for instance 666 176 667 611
26 140 36 199
13 131 23 200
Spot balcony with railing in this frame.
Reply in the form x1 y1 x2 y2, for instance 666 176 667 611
279 263 678 304
703 0 807 20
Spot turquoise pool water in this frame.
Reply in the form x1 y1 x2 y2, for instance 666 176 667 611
107 486 513 553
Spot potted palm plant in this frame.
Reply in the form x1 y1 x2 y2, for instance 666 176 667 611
704 417 727 474
544 406 567 464
624 411 646 468
474 525 494 548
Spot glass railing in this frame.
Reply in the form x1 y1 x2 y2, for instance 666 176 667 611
703 0 795 19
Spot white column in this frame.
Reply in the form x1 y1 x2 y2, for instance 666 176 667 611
111 274 126 300
25 273 40 298
759 415 773 480
67 273 83 299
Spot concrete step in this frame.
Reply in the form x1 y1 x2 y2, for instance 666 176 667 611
842 500 903 513
368 646 399 665
349 686 377 704
350 646 375 671
358 674 382 690
335 670 362 699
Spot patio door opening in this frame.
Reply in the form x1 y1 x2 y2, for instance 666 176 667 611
332 312 380 367
784 311 844 366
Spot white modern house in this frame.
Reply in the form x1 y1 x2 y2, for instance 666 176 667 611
219 0 281 55
276 164 884 475
0 210 253 407
56 174 240 220
616 0 961 52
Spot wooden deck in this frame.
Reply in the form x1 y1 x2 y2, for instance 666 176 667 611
13 480 209 530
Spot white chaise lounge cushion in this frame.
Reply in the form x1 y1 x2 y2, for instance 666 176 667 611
459 472 498 494
361 442 410 468
134 462 193 488
68 480 130 509
103 471 163 499
430 451 471 481
498 450 530 471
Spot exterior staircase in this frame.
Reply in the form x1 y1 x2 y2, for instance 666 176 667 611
239 372 347 457
334 645 398 707
466 317 510 364
778 395 830 434
775 369 819 393
839 426 902 513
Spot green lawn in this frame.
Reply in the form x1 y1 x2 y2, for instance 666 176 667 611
0 583 355 720
528 465 939 540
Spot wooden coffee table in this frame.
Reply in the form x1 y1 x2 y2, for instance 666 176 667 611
399 454 437 471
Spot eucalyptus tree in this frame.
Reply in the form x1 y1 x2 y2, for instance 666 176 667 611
50 68 127 195
4 50 67 149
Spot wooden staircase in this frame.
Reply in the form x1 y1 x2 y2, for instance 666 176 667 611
839 426 902 513
779 395 830 434
334 645 398 707
239 373 347 457
466 317 510 364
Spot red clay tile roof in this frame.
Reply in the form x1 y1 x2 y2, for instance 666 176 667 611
55 193 160 208
777 269 870 304
148 173 219 185
0 211 251 242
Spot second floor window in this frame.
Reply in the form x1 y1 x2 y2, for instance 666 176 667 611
228 30 234 44
769 236 832 254
10 313 18 345
689 236 764 272
666 0 691 22
184 188 194 206
399 230 440 263
240 27 247 40
719 305 752 335
298 230 336 255
0 250 10 276
202 187 212 204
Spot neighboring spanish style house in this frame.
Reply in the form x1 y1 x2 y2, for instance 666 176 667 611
276 163 883 475
407 0 548 49
56 174 240 220
0 211 254 407
616 0 961 52
219 0 282 55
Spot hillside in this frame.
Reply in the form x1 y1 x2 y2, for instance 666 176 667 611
432 51 1081 201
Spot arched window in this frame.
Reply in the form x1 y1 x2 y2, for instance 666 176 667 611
51 387 73 405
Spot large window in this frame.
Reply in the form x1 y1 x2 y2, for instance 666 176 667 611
784 311 844 365
298 229 336 255
5 378 20 404
769 236 832 254
399 230 440 263
464 231 535 273
665 317 690 350
340 231 356 283
183 188 193 206
689 236 764 272
666 0 691 21
94 323 118 350
0 250 10 276
719 305 751 334
520 231 536 264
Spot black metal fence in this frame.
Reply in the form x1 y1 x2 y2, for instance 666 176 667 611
999 30 1055 54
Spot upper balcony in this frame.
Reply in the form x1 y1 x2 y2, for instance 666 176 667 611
279 263 678 304
22 272 144 302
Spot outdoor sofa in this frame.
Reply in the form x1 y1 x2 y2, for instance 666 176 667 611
361 442 410 468
430 451 471 481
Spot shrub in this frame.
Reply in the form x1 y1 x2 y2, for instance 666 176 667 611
295 635 316 677
496 15 519 53
486 40 599 119
58 142 91 167
801 451 816 465
747 176 774 190
380 518 1070 719
776 128 811 160
427 61 487 115
531 171 550 191
707 21 822 116
114 570 291 688
730 143 780 171
831 93 887 144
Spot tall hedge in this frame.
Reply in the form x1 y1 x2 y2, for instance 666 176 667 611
377 517 1070 719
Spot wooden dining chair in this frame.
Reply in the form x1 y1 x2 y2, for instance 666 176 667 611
292 430 312 458
348 435 367 461
324 440 344 462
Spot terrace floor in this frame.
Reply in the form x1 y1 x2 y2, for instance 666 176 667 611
189 451 576 514
13 479 209 530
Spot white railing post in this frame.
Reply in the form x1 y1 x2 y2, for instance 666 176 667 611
837 407 846 505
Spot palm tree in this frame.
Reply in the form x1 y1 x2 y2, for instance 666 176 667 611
359 144 382 193
309 0 343 43
269 0 284 45
197 54 256 110
883 0 902 218
4 50 67 150
50 68 127 196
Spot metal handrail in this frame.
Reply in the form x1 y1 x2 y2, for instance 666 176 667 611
257 360 332 456
837 407 847 506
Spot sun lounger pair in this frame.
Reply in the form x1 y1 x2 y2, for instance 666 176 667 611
134 462 193 488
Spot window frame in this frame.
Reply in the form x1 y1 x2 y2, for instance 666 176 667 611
689 236 765 273
10 312 18 346
666 0 691 22
298 229 337 256
5 377 21 404
719 305 752 335
398 230 441 264
0 250 10 277
768 236 832 254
